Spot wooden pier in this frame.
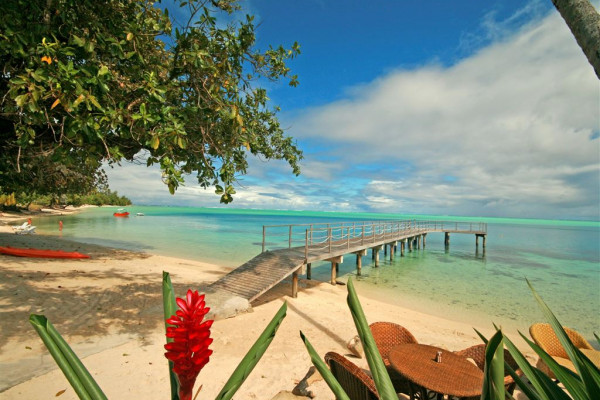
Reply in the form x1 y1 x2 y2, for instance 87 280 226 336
209 220 486 302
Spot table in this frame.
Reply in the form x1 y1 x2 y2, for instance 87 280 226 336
389 343 484 399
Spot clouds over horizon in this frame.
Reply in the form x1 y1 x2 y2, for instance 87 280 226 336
283 11 599 219
107 9 599 220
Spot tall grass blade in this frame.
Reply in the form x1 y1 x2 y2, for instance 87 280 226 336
29 314 106 400
346 278 397 399
162 271 180 400
215 301 287 400
300 331 351 400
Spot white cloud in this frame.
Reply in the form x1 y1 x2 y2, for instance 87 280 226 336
287 11 600 219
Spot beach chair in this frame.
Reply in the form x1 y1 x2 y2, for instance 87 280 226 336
529 323 595 378
12 222 29 231
15 225 36 235
324 352 381 399
454 343 523 397
369 322 418 395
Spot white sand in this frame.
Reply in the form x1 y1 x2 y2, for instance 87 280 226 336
0 217 535 399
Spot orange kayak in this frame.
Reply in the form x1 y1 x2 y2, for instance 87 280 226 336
0 246 90 259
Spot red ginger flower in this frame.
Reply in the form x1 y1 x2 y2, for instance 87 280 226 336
165 290 213 400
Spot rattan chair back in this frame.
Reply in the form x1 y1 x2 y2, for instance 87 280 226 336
454 343 522 395
325 352 380 400
369 322 418 366
529 323 593 359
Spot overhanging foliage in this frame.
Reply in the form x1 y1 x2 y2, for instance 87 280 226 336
0 0 302 202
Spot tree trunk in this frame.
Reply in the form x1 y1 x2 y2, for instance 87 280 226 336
551 0 600 79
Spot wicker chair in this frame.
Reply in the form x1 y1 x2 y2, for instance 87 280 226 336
454 343 523 397
369 322 418 395
325 352 380 400
529 323 594 378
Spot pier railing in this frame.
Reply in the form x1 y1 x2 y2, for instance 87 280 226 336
261 220 487 253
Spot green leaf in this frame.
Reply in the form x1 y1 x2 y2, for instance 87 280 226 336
73 94 85 108
151 136 160 150
72 35 86 47
88 95 102 110
346 278 397 399
29 315 107 400
527 279 600 397
15 94 28 107
162 272 180 400
215 302 287 400
299 331 350 400
98 66 109 76
503 333 570 400
480 329 506 400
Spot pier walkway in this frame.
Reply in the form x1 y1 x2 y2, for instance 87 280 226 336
209 220 487 302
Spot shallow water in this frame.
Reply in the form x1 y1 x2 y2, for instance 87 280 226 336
32 206 600 341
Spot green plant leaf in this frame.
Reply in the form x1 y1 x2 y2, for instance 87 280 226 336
520 332 587 399
527 279 600 398
480 329 506 400
162 271 180 400
475 328 543 400
215 301 287 400
346 278 397 399
29 315 107 400
299 331 350 400
503 333 571 400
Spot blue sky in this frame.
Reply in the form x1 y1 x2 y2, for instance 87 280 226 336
106 0 600 220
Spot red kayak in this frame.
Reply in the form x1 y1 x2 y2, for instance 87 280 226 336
0 246 90 259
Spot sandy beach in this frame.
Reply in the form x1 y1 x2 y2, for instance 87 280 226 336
0 213 536 399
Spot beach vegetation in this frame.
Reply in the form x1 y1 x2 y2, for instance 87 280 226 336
66 189 132 207
29 271 287 400
302 278 600 400
0 188 131 211
0 192 17 209
0 0 302 204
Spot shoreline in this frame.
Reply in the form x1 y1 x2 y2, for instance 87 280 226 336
0 220 537 399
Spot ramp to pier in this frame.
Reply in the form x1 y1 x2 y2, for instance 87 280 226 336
209 248 305 302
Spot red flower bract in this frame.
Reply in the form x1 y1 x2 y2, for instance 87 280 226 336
164 290 213 400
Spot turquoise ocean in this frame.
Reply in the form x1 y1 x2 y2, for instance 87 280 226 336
32 206 600 340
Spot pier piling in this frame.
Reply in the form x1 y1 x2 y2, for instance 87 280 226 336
354 250 367 276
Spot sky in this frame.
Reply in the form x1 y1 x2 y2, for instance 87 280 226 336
105 0 600 220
